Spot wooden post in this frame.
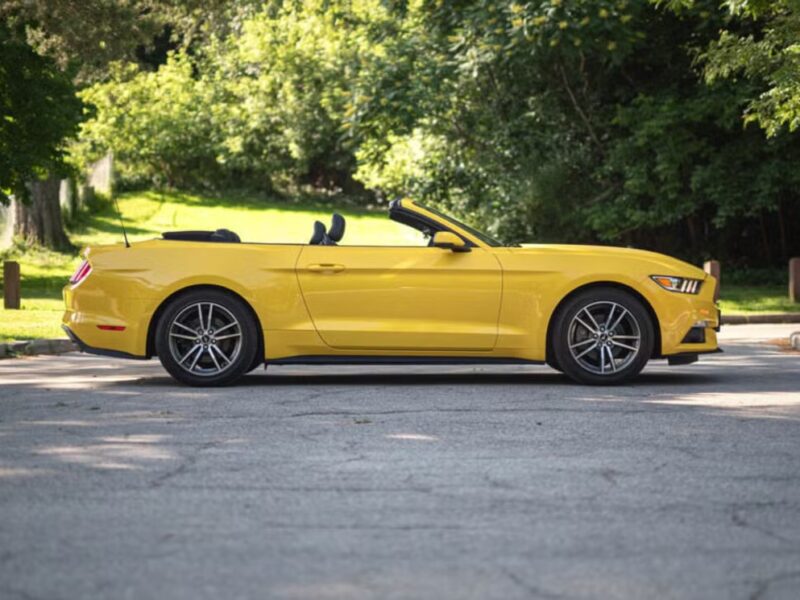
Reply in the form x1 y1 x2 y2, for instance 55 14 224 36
3 261 20 309
790 257 800 303
704 260 721 302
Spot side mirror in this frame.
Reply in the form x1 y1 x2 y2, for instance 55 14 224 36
432 231 470 252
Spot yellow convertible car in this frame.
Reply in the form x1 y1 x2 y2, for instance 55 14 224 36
62 199 720 386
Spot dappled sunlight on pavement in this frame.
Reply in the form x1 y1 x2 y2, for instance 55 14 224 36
0 324 798 599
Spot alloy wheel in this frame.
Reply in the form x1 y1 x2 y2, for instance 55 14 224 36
567 301 642 375
168 302 243 377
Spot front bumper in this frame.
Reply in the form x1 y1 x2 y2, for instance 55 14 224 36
651 274 721 357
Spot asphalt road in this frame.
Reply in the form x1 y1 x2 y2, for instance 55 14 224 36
1 325 799 600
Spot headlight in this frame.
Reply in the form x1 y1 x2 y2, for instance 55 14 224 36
650 275 702 294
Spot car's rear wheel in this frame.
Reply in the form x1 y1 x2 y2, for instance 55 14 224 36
551 287 654 385
155 289 258 386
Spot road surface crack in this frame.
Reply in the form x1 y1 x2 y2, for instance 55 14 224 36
150 440 221 488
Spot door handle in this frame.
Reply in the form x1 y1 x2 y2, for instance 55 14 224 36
307 263 345 273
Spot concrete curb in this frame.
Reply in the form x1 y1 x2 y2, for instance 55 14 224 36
0 339 77 359
791 332 800 351
722 313 800 325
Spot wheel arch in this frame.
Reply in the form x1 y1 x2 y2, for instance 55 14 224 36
146 284 265 361
545 281 662 364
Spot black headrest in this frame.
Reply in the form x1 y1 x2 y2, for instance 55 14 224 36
210 229 241 243
310 221 326 245
328 213 346 242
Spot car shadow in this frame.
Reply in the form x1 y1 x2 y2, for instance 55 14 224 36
127 369 720 388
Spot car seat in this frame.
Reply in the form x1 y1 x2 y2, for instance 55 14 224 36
326 213 346 245
309 221 327 245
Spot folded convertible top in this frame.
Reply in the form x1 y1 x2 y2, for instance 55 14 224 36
162 229 241 243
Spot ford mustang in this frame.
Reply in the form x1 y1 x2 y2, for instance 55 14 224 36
62 199 720 386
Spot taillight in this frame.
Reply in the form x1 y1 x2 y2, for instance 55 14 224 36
70 260 92 286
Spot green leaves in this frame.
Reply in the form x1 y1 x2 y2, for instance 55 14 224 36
665 0 800 136
67 0 800 265
0 23 82 203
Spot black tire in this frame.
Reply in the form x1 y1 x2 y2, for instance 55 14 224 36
551 287 654 385
546 356 564 373
247 353 265 373
155 289 258 386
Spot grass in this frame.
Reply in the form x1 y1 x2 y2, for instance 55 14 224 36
718 285 799 315
1 189 797 341
0 189 418 342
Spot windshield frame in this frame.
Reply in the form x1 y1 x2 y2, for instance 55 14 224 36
413 203 505 247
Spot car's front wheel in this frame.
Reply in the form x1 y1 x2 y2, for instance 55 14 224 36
155 289 258 386
551 287 654 385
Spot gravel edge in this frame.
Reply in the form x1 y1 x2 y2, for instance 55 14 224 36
0 339 77 359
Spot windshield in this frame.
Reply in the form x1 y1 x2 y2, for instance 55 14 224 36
417 203 505 247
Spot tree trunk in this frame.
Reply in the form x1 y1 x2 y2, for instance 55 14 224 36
12 176 71 250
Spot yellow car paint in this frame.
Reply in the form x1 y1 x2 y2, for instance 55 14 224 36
63 199 719 364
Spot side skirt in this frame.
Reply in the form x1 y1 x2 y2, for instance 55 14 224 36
270 355 544 366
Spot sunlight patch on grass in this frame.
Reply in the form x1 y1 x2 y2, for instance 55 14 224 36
0 189 417 342
719 285 799 315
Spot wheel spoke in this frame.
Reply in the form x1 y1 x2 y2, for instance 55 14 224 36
574 342 598 360
600 345 606 373
179 344 201 365
207 346 221 371
197 304 205 331
569 338 595 350
213 321 238 335
608 308 628 332
605 347 616 372
210 344 231 366
582 308 601 331
613 335 639 339
612 340 638 351
575 316 597 334
170 333 196 340
189 346 204 371
207 304 214 330
214 333 241 341
173 321 197 335
605 304 615 328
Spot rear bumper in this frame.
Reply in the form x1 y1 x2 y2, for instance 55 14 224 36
62 282 151 358
63 325 147 360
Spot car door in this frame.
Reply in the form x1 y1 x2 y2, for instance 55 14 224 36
295 245 502 351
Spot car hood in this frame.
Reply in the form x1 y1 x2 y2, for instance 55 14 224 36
515 244 707 279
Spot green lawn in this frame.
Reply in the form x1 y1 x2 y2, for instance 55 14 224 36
1 189 797 342
0 189 417 342
718 285 799 315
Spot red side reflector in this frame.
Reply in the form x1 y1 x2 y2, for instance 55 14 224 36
97 325 126 331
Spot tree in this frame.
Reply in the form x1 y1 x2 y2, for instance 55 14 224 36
0 0 217 247
0 23 81 248
695 0 799 136
349 0 800 264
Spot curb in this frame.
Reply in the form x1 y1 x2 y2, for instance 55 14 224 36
0 338 77 359
721 314 800 325
791 332 800 351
